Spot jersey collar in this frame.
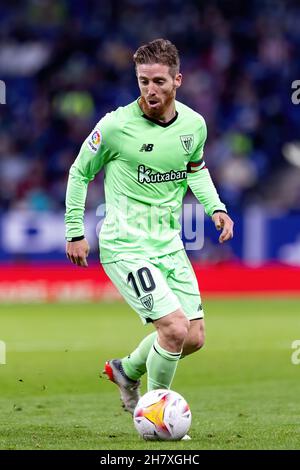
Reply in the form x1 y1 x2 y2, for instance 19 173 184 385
136 98 178 128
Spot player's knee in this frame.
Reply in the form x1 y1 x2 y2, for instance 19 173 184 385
155 310 189 351
186 328 205 353
171 319 190 345
195 331 205 350
161 318 189 350
196 325 205 350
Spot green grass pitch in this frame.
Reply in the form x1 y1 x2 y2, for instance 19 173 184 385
0 298 300 450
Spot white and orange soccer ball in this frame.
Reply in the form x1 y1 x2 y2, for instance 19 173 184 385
133 389 192 441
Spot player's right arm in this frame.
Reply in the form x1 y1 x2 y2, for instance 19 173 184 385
65 113 119 267
66 238 90 267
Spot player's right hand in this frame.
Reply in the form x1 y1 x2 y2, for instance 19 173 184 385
66 239 90 267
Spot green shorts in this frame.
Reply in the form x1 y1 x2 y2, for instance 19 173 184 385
102 249 204 325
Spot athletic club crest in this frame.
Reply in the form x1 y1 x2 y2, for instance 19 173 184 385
140 294 154 311
180 135 194 154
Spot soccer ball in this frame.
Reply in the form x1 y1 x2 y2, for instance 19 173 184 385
133 389 192 441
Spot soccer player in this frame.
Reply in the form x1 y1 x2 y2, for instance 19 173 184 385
65 39 233 416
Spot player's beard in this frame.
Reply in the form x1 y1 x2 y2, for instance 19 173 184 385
140 87 176 121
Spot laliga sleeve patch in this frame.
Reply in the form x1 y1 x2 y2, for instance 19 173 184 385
87 129 102 153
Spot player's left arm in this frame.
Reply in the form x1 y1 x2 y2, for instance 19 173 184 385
187 168 234 243
187 117 234 243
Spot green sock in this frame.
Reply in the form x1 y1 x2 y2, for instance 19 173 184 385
121 332 157 381
146 338 181 391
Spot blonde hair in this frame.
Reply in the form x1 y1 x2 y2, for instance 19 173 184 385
133 39 180 78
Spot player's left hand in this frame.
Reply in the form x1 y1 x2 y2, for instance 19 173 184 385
211 212 234 243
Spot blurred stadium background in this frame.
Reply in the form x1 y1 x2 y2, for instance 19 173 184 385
1 0 300 450
0 0 300 300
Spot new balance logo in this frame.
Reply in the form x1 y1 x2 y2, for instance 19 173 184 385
139 144 154 152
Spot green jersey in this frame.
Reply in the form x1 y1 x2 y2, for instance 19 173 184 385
65 99 226 263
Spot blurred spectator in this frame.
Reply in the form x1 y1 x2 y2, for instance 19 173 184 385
0 0 300 214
